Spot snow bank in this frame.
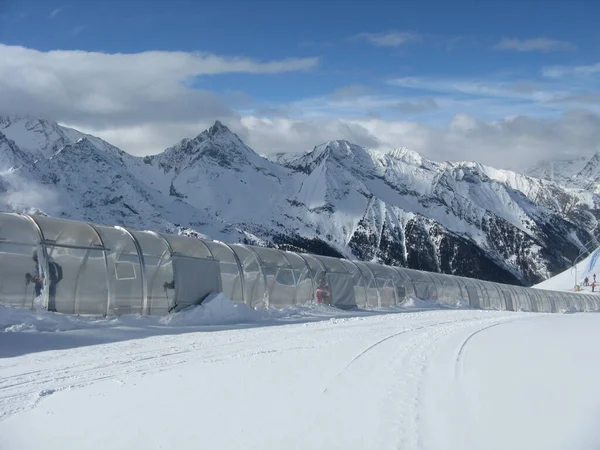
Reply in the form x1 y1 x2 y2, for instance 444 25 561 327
159 293 260 326
1 293 473 336
0 294 263 332
0 295 385 334
400 297 469 310
0 305 108 333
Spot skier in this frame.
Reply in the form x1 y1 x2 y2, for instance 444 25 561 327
592 281 596 293
25 251 63 312
584 276 589 286
316 279 331 305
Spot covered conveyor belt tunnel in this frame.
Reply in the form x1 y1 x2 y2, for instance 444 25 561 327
0 212 598 315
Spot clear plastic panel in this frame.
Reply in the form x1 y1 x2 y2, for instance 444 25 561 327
129 230 173 314
0 242 39 307
586 295 594 311
282 252 310 271
364 263 403 306
33 215 102 247
403 269 436 300
0 213 39 244
456 276 481 308
452 277 469 304
476 281 496 308
312 255 348 273
299 253 325 275
93 225 144 315
478 282 492 309
585 295 597 312
229 244 267 307
554 292 568 312
487 283 504 309
351 261 379 307
484 283 504 310
129 230 168 257
535 289 552 312
0 213 41 307
202 241 242 303
340 260 368 308
543 290 558 312
585 295 599 312
298 254 326 302
218 260 243 304
423 273 442 300
44 245 108 315
160 233 213 259
587 295 599 312
285 252 313 305
515 287 533 311
508 286 522 311
389 267 412 305
434 273 463 307
250 246 291 268
393 268 417 303
265 267 296 307
528 289 542 312
203 241 237 264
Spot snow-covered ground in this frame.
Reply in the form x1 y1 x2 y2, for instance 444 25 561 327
2 295 600 450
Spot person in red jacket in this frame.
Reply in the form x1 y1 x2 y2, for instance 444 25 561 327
316 279 331 305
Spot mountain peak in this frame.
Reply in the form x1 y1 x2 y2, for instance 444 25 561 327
155 120 260 174
207 120 234 138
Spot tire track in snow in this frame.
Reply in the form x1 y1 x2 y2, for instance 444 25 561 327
321 316 489 395
453 315 540 380
316 313 519 450
0 333 320 421
391 316 513 450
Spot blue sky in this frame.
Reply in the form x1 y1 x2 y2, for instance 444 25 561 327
1 0 599 169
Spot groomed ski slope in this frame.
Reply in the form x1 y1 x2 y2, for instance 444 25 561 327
2 296 600 450
534 246 600 293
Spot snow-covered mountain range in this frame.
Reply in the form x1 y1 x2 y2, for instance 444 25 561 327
528 153 600 193
1 115 599 286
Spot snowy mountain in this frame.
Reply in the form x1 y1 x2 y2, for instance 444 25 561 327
528 153 600 193
1 115 598 286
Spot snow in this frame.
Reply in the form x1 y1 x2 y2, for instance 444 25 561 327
2 301 600 450
534 246 600 292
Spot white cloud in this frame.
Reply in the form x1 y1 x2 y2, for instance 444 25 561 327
355 31 421 47
4 44 600 172
48 8 61 19
494 38 576 52
328 84 372 101
386 75 595 112
542 62 600 78
550 92 600 105
388 76 550 101
0 44 320 129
